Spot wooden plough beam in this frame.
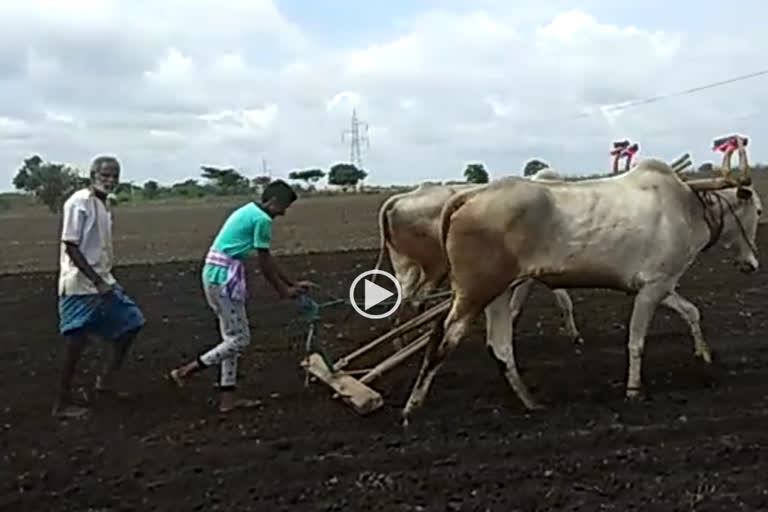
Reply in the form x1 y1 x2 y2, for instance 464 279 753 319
300 298 451 415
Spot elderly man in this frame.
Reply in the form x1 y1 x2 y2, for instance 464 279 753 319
53 155 146 418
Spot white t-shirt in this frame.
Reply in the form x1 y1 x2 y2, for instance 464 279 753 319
58 188 117 296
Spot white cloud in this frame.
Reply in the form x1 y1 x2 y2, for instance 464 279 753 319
1 1 768 190
326 91 362 113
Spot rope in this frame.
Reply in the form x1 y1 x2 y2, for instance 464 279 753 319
296 288 454 378
695 189 760 259
315 288 453 311
296 294 335 373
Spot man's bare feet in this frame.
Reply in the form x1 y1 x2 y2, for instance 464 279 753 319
94 375 134 400
168 369 186 387
218 389 261 413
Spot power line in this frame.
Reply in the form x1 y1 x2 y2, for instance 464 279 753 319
578 67 768 119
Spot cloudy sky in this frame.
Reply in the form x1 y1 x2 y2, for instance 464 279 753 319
1 0 767 190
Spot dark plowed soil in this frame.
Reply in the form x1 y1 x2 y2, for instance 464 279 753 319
2 232 768 511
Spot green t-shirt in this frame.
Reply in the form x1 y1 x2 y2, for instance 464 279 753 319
202 202 273 285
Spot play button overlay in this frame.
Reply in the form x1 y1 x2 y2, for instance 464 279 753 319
349 269 402 319
364 279 393 310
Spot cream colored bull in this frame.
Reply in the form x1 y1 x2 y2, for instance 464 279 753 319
372 169 583 349
401 158 762 424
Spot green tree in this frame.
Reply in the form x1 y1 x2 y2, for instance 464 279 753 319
252 176 272 187
288 168 325 185
200 166 250 194
143 180 160 199
523 159 549 176
328 163 367 190
463 163 489 183
12 155 83 213
171 179 205 198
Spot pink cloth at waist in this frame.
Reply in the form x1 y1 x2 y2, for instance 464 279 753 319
205 249 246 301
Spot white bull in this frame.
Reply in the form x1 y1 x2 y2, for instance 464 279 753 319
401 158 762 424
372 169 582 347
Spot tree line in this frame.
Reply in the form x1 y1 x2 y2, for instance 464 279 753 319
8 154 492 213
11 151 767 214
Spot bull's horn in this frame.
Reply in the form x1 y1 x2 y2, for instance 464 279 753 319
686 177 741 191
672 161 692 174
670 154 691 173
719 146 735 179
737 137 751 183
674 160 692 174
669 153 690 170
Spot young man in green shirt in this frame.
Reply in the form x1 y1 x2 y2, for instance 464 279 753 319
169 180 315 412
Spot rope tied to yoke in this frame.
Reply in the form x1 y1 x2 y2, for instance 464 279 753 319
694 188 759 259
696 190 727 251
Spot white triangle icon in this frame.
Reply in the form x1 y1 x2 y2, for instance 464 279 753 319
364 279 394 310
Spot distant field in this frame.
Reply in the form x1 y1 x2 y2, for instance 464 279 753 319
0 193 391 274
2 171 767 275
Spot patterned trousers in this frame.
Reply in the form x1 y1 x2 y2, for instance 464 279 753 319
198 281 251 389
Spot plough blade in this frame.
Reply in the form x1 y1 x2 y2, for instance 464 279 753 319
301 353 384 415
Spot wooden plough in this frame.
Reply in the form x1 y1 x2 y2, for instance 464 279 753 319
300 298 451 415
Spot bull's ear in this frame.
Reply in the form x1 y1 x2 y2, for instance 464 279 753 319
737 186 753 200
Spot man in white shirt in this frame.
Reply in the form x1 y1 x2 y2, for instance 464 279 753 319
54 155 145 418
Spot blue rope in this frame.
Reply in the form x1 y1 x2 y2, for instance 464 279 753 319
296 294 335 371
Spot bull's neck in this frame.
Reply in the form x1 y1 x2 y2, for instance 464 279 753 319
689 189 728 253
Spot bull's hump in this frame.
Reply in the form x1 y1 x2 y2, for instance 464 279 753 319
634 157 674 173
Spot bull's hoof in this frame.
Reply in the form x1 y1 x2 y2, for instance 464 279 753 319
400 408 412 428
518 394 545 411
401 394 422 427
525 401 546 412
625 387 646 402
695 349 713 365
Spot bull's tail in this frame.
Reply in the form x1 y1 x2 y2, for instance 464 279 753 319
439 187 481 253
434 187 484 289
371 195 396 285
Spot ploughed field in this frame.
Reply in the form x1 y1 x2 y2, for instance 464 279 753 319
0 193 388 274
1 195 768 510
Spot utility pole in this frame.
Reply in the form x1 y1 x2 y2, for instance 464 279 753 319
261 157 271 178
341 108 370 170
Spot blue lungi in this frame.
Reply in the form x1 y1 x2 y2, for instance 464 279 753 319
58 285 145 340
